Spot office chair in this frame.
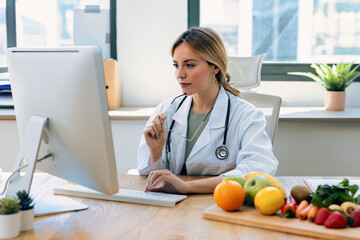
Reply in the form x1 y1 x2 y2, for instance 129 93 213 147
239 92 281 144
228 54 282 144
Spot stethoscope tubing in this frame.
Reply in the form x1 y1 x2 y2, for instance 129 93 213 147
165 91 231 160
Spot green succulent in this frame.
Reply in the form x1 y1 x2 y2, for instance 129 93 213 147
288 63 360 91
0 197 20 215
16 190 35 211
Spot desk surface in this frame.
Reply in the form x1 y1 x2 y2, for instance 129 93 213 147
7 174 337 240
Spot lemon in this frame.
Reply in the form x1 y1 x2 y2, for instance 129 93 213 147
254 186 284 215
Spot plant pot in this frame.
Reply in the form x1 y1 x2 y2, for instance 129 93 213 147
324 91 345 111
0 212 20 239
20 208 34 231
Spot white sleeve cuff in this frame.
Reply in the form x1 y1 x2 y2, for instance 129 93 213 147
138 157 166 176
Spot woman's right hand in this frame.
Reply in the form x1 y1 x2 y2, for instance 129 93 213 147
143 113 167 162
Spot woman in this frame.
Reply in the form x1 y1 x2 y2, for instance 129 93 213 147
137 27 278 194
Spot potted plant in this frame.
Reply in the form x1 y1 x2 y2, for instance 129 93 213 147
16 190 35 231
288 63 360 111
0 197 21 239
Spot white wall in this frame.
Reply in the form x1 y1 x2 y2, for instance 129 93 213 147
0 121 19 171
2 120 360 176
117 0 187 106
274 121 360 176
111 120 143 173
120 120 360 176
0 120 143 174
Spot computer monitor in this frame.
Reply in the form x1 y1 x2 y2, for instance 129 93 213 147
6 46 119 201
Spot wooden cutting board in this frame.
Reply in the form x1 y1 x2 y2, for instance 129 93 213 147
203 205 360 240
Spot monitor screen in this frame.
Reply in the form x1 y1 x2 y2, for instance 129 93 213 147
6 46 119 195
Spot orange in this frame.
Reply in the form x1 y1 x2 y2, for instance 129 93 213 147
214 180 245 211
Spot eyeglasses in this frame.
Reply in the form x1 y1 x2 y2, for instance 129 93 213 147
162 107 213 142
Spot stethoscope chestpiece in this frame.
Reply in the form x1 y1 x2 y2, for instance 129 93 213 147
215 145 229 160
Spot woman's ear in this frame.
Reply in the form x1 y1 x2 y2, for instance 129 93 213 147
213 65 220 75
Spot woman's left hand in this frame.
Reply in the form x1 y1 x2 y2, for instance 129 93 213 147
145 169 189 194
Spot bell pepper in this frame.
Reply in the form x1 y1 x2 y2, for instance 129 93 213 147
281 196 298 218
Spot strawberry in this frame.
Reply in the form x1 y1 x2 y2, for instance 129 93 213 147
324 211 348 228
350 210 360 227
314 207 332 225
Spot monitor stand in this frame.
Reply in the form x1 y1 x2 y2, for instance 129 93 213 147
5 115 88 216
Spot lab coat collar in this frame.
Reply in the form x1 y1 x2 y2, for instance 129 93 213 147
208 86 229 130
172 95 192 126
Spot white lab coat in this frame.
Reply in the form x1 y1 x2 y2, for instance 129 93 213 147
137 86 278 176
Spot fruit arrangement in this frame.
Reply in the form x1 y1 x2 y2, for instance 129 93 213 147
214 173 360 230
214 172 286 215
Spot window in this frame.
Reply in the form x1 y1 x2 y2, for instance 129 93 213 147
16 0 109 47
0 0 6 71
201 0 360 62
1 0 115 72
198 0 360 80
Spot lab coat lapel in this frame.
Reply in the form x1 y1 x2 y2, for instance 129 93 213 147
171 96 192 173
187 87 229 160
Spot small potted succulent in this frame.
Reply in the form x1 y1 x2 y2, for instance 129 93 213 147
0 196 21 238
288 63 360 111
16 190 35 231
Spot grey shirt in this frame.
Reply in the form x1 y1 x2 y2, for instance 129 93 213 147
181 107 212 174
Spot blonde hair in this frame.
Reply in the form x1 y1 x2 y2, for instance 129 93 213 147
171 27 240 97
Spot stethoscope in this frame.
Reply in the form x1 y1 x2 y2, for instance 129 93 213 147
165 91 231 169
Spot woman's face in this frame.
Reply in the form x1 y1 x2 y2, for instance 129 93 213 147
173 43 219 96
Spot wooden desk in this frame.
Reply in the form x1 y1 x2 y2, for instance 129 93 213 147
13 174 320 239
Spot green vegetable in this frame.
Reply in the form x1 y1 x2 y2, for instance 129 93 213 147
311 178 359 208
355 195 360 205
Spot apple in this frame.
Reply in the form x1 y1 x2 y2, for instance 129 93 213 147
223 175 245 187
244 175 272 205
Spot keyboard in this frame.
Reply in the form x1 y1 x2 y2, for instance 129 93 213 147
53 184 187 207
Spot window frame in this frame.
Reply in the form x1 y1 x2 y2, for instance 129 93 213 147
1 0 116 73
0 0 15 73
189 0 360 82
